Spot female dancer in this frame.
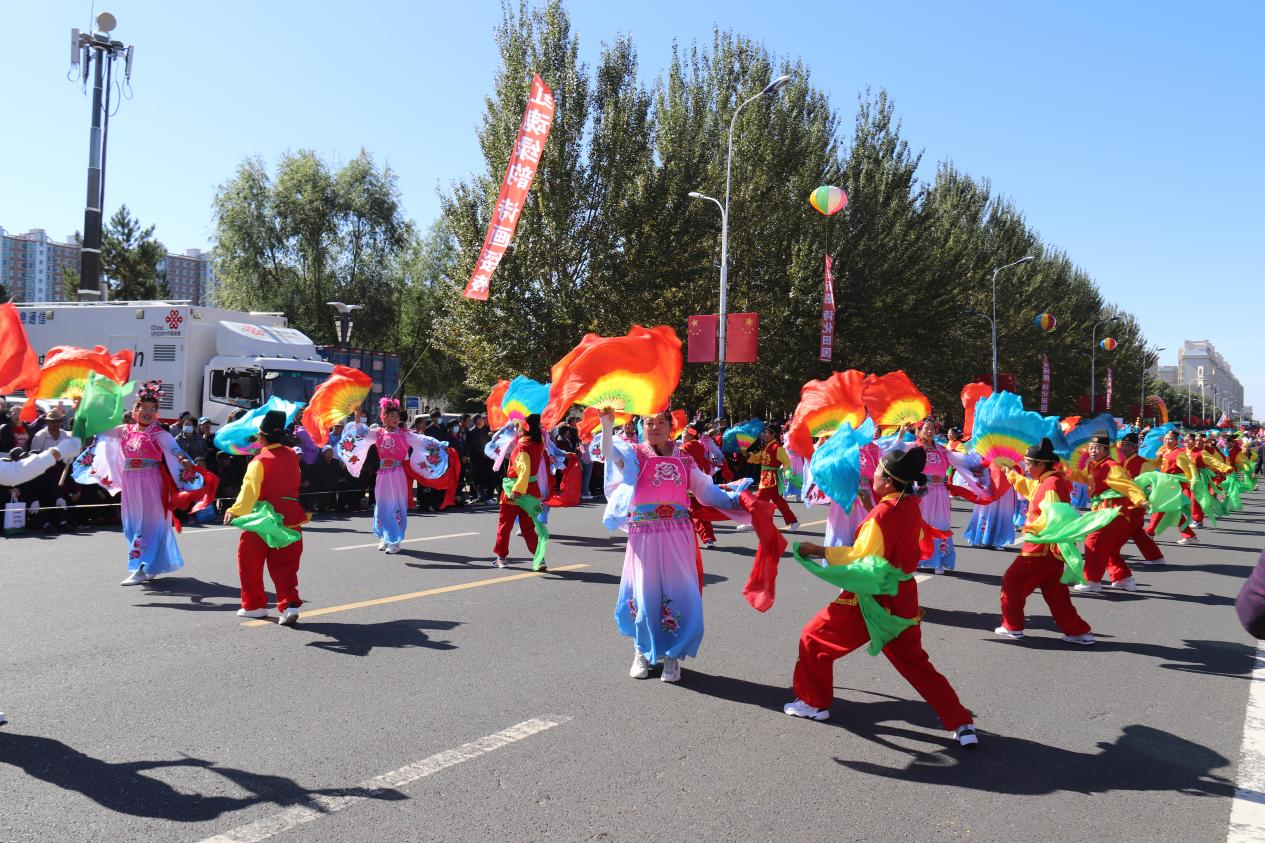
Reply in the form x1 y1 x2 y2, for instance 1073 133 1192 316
337 398 448 553
901 419 981 573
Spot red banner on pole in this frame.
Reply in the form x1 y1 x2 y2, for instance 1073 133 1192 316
1105 367 1113 411
463 75 556 301
687 314 718 363
818 254 836 362
727 312 759 363
1039 354 1051 414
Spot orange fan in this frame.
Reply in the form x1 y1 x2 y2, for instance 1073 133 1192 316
960 382 993 439
20 345 134 423
862 371 931 431
786 370 867 458
486 379 510 429
575 405 631 444
542 325 682 428
300 366 372 446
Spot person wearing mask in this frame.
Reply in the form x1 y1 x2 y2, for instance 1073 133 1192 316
175 415 207 462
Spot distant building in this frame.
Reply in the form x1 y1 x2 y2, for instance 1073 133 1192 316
1154 365 1179 387
1 226 215 304
1175 340 1245 413
0 227 80 302
1242 406 1254 422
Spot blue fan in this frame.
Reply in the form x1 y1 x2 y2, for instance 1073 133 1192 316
970 391 1067 467
1140 422 1177 460
501 375 551 422
722 418 766 455
808 418 875 513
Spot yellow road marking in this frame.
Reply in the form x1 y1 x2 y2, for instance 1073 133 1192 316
241 563 591 627
797 518 826 528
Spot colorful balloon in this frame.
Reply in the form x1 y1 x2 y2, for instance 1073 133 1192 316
1100 338 1117 351
808 185 848 216
1034 313 1056 333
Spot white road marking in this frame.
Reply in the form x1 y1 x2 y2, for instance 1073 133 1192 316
333 531 478 551
197 715 569 843
914 574 933 583
1228 643 1265 841
181 526 237 534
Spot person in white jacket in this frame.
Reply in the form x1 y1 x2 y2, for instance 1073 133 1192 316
0 435 80 727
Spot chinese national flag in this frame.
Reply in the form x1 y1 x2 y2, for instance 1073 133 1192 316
0 302 39 393
726 312 759 363
687 314 718 363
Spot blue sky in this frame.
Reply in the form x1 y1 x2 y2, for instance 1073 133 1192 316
3 1 1262 410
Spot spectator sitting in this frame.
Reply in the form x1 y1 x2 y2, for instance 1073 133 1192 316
175 415 207 461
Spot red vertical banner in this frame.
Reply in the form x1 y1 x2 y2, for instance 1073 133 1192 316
1106 367 1113 411
1039 354 1051 414
818 254 836 362
464 75 556 301
726 312 759 363
687 314 718 363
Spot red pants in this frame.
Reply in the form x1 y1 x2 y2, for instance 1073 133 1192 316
238 531 303 612
1000 551 1091 635
689 497 715 544
1129 519 1164 561
792 601 972 729
1188 487 1204 523
1082 506 1138 583
757 486 796 525
493 499 538 558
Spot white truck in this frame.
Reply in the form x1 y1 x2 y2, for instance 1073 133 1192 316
14 300 335 424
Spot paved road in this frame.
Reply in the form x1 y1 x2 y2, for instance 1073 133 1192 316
2 489 1262 842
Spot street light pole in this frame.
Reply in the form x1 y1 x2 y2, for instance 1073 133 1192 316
704 73 790 421
987 256 1035 392
1089 315 1121 414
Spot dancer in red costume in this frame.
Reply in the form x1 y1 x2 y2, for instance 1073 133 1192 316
784 447 978 748
224 410 307 625
1116 432 1166 566
1145 430 1198 543
1065 435 1149 593
491 413 545 570
994 438 1096 644
745 425 798 530
681 425 717 549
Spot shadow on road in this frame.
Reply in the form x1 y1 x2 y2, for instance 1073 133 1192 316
132 578 249 612
0 733 403 821
296 618 461 656
836 720 1233 799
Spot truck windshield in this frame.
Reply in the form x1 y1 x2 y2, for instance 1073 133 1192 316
265 369 330 404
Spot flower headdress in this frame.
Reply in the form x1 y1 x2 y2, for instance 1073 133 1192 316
136 380 163 405
378 395 401 419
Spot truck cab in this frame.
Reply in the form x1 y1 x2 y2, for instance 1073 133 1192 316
199 321 334 424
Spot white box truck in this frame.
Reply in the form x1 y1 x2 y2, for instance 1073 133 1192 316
14 300 334 424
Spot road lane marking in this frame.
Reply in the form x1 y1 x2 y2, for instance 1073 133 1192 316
241 563 591 626
914 574 932 583
1228 642 1265 841
181 526 237 534
797 519 827 528
333 531 478 551
197 716 570 843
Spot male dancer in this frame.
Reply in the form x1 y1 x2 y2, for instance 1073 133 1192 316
1115 432 1166 566
1066 435 1148 593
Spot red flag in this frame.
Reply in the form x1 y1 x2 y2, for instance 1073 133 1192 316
687 315 718 363
1040 354 1051 414
0 303 40 393
1105 367 1113 411
464 75 556 301
726 312 759 363
819 255 836 362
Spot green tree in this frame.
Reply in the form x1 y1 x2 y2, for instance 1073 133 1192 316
61 266 80 302
398 219 469 404
102 205 167 300
211 149 410 350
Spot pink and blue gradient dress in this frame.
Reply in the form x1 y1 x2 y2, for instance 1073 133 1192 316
338 425 448 545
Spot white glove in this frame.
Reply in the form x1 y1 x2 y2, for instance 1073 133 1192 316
54 436 83 463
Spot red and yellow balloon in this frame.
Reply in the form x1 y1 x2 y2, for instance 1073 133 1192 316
1100 338 1118 351
808 185 848 216
1034 312 1056 333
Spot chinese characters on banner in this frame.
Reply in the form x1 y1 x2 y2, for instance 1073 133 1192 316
1105 367 1113 411
463 75 556 301
1039 354 1051 414
818 255 836 362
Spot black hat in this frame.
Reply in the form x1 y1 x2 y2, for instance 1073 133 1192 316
1121 432 1139 445
1025 437 1059 463
879 446 927 487
260 410 287 437
948 427 964 438
1089 434 1111 447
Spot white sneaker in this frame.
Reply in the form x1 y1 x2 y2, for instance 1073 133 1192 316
785 521 800 532
1192 521 1204 529
1177 535 1198 545
935 566 946 575
236 608 268 619
493 556 507 568
384 543 401 554
278 607 300 626
630 650 650 679
783 699 830 720
734 523 753 532
120 569 149 586
1111 576 1138 592
661 657 681 683
0 711 6 727
702 540 716 549
1061 632 1096 646
954 724 979 748
377 539 387 551
994 625 1024 640
1073 582 1103 594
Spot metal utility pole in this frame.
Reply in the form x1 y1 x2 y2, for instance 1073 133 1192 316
70 12 134 300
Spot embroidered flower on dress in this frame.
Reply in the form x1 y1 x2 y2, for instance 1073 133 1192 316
627 598 638 621
651 461 683 487
661 599 681 633
654 504 677 519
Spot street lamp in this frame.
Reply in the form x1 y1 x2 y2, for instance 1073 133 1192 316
1141 346 1164 424
988 256 1035 391
327 301 362 348
1089 315 1121 414
691 72 792 421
